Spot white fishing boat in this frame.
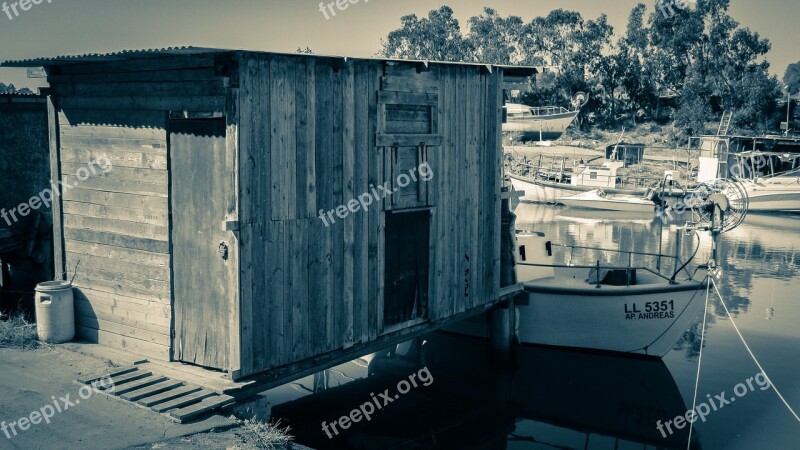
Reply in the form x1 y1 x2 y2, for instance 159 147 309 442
692 137 800 212
727 151 800 212
448 230 707 357
729 150 800 212
507 159 653 203
507 171 584 203
739 176 800 212
503 103 580 142
556 189 658 213
511 233 706 357
449 179 747 358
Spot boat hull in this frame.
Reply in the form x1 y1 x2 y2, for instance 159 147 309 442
508 175 579 203
559 199 654 212
746 191 800 212
557 191 656 213
519 280 706 357
503 111 579 141
508 173 649 204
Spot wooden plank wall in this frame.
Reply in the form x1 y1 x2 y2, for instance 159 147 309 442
49 55 227 360
238 55 503 377
425 64 502 321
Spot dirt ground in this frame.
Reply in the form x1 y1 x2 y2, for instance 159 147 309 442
0 343 306 450
126 427 310 450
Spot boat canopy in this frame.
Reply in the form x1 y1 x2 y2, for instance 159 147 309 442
505 103 572 117
736 150 800 161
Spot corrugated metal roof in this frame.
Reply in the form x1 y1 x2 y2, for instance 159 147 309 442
1 46 226 67
0 92 44 97
0 46 540 75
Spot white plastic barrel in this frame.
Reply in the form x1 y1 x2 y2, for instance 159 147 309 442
34 281 75 343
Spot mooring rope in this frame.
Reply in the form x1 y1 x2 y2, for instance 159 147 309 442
711 278 800 423
686 275 712 450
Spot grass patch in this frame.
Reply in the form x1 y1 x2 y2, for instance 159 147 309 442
0 314 42 350
242 418 294 450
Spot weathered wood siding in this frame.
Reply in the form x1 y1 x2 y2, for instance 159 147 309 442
41 51 505 377
48 55 228 360
237 54 503 377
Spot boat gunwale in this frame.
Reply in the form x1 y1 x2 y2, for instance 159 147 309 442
523 277 705 296
507 172 691 198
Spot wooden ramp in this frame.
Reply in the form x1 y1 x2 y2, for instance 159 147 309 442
77 366 236 423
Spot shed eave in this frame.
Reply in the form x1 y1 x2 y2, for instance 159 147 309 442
1 46 540 76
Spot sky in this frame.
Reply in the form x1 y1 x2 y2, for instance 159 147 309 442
0 0 797 89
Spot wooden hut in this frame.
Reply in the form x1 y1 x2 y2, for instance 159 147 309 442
2 48 532 380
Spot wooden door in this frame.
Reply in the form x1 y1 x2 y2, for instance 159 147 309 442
170 118 229 370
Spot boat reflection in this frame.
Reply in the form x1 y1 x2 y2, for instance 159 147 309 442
268 332 697 450
558 207 658 225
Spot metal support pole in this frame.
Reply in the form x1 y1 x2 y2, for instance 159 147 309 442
627 252 632 287
596 260 601 288
673 229 682 277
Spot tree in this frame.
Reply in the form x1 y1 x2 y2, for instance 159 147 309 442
520 10 616 125
783 62 800 94
617 4 658 118
647 0 704 101
646 0 778 135
376 2 781 135
466 8 525 65
379 6 473 62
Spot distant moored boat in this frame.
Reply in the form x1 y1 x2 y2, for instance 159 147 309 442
502 103 579 142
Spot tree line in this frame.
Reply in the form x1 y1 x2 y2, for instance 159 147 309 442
0 82 34 95
379 1 793 138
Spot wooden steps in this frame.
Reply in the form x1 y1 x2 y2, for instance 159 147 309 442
78 366 235 423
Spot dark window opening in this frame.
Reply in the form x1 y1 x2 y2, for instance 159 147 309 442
384 211 430 328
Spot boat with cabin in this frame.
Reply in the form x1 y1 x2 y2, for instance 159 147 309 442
450 180 747 358
502 103 580 142
733 151 800 212
507 157 640 203
510 233 706 357
690 133 800 212
505 138 686 204
448 230 707 358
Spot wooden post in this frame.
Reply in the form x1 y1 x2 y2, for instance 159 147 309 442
46 96 65 280
493 196 518 363
490 301 512 363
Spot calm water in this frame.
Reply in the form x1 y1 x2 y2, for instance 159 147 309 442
242 204 800 450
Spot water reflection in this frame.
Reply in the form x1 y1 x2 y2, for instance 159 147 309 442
513 205 800 352
243 205 799 450
264 333 695 450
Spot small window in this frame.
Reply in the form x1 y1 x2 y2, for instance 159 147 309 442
590 172 598 180
384 104 432 134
